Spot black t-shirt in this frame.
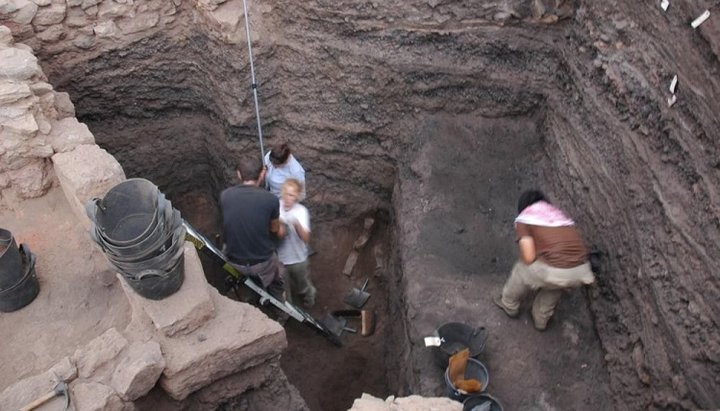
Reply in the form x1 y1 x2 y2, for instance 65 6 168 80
220 185 279 262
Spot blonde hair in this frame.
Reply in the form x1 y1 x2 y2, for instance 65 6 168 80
281 178 303 195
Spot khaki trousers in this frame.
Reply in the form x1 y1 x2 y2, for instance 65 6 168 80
500 260 595 328
283 260 316 306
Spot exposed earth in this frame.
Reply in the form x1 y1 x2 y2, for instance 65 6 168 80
2 0 720 410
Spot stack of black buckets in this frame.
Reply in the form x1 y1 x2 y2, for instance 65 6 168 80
0 228 39 312
86 178 185 300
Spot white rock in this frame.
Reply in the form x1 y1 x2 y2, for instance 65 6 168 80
53 91 75 118
52 144 126 226
32 2 66 25
94 20 118 37
67 0 83 6
0 26 13 46
72 328 129 379
0 81 32 104
81 0 98 9
0 48 41 80
110 341 165 401
72 33 95 49
71 382 128 411
157 288 286 400
1 111 38 134
11 0 38 25
97 1 132 19
47 117 95 152
30 81 53 95
0 357 77 411
8 159 51 198
35 24 65 42
117 11 159 34
30 0 51 5
207 0 243 31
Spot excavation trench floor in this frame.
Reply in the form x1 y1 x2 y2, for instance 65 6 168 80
396 113 612 410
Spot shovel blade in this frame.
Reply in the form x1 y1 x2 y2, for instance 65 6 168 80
343 288 370 309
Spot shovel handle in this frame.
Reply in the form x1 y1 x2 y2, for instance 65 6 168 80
20 391 57 411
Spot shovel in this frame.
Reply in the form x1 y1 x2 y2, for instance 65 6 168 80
343 278 370 309
319 313 347 337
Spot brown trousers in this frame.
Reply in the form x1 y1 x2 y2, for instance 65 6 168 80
229 253 286 300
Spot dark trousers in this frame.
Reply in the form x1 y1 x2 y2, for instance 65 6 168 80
229 253 285 300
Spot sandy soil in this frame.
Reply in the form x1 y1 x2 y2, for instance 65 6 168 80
0 187 131 391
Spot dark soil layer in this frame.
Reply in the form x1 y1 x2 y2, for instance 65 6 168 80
45 0 720 410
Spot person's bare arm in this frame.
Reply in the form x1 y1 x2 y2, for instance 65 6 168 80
293 221 311 243
270 218 283 238
518 236 536 264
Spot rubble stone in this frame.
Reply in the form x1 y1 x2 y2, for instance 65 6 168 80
110 341 165 401
118 243 216 338
0 48 41 80
10 0 38 25
117 11 160 34
0 26 12 46
32 2 66 25
72 328 129 379
0 81 32 105
156 288 286 400
349 394 463 411
72 382 130 411
94 20 118 37
8 159 51 198
47 116 95 152
53 91 75 118
52 144 126 226
0 356 77 411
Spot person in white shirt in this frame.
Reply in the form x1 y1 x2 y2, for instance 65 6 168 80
264 143 306 200
277 178 316 306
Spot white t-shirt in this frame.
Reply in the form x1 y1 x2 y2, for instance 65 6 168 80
278 201 310 265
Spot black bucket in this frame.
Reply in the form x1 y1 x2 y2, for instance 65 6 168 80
91 179 161 246
434 323 488 367
107 224 185 274
0 244 39 312
121 255 185 300
463 394 504 411
444 357 489 403
92 194 172 259
0 228 23 290
102 208 181 263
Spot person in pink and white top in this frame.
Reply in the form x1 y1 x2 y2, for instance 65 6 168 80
493 189 595 331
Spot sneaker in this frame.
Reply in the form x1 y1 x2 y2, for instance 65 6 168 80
493 296 519 318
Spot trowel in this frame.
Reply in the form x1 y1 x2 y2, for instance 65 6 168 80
343 278 370 309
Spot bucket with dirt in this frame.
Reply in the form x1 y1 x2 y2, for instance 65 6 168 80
463 393 504 411
0 228 22 290
434 323 488 367
444 357 489 403
0 244 40 312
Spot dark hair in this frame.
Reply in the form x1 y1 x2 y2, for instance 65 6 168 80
517 190 547 213
236 156 262 181
269 143 291 165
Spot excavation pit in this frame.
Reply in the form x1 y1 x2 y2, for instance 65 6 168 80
2 1 720 410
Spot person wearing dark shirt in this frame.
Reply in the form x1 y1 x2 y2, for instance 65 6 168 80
493 190 595 331
220 155 285 299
